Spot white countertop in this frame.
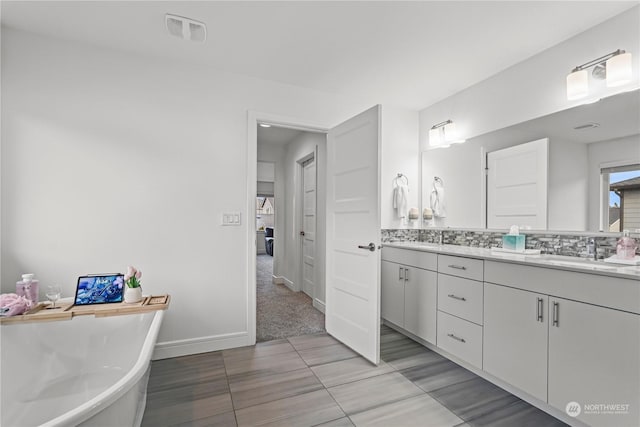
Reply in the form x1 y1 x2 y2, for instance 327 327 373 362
383 242 640 280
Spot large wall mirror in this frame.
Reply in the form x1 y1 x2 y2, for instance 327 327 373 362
421 89 640 232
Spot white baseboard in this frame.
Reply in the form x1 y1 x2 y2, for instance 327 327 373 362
152 331 250 360
273 275 299 292
313 298 326 313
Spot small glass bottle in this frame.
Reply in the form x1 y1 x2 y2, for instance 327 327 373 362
616 230 638 260
16 273 39 305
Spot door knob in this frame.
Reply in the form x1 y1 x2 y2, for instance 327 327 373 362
358 242 376 252
300 231 305 236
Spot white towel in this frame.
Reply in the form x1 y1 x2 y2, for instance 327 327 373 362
393 184 408 219
430 179 446 218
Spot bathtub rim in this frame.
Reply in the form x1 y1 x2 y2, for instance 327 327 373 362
39 309 165 427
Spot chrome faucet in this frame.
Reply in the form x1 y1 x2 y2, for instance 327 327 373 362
438 230 444 245
587 238 598 260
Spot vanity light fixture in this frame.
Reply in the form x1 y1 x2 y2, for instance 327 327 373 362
429 120 465 148
566 49 632 100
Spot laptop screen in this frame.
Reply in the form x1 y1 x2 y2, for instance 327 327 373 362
74 274 124 305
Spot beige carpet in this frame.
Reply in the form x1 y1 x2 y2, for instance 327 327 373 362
257 254 325 342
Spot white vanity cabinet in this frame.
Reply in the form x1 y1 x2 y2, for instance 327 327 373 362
381 247 437 344
436 254 484 369
483 283 549 402
548 297 640 427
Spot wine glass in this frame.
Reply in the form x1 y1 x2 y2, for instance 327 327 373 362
46 285 61 309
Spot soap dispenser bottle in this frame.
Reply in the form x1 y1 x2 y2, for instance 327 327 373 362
16 273 39 305
616 230 638 260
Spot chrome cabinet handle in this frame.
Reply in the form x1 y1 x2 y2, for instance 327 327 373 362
447 294 467 302
448 264 467 270
552 301 559 327
404 268 409 281
358 242 376 252
537 298 544 322
447 333 466 343
399 266 404 281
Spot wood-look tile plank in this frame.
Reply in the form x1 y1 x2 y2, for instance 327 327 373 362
464 400 568 427
349 394 463 427
229 367 323 409
235 389 345 427
400 358 477 392
174 410 238 427
222 339 295 362
313 417 355 427
430 377 520 421
147 353 227 392
224 349 307 378
146 378 230 410
311 357 395 388
381 338 445 370
288 333 341 350
328 372 423 415
142 391 233 426
297 343 358 366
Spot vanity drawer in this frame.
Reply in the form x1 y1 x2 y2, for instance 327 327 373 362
438 254 484 281
437 274 483 325
437 310 483 369
382 247 437 271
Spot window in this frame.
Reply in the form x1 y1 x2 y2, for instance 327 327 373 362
602 164 640 232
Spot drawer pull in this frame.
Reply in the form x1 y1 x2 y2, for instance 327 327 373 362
447 333 466 343
399 266 404 281
552 301 559 327
447 294 467 302
448 264 467 270
536 298 544 322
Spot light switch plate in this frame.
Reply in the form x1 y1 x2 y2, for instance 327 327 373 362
222 212 241 226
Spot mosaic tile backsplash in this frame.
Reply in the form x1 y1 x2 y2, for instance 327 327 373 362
381 229 639 260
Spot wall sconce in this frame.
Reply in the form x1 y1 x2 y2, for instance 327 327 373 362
566 49 632 100
429 120 465 148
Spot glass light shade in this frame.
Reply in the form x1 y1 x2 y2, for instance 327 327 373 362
566 69 589 100
429 128 442 147
443 121 457 142
606 52 632 87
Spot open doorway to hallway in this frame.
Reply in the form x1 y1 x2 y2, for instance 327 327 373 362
256 123 327 342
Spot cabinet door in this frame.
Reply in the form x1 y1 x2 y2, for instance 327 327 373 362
404 267 437 344
381 261 404 327
548 297 640 427
483 283 548 402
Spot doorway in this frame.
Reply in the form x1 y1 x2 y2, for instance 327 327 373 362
254 122 327 342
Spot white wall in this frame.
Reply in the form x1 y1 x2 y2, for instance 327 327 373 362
587 134 640 230
1 28 380 356
419 6 640 151
421 134 588 230
381 106 420 229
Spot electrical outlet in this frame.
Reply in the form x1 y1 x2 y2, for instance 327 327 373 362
222 212 241 226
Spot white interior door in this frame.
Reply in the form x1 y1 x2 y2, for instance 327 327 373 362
326 105 381 364
302 157 316 298
487 138 548 229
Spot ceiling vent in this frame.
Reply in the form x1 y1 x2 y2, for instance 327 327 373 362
165 14 206 43
573 122 601 130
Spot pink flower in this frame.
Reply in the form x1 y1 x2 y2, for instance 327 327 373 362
135 270 142 279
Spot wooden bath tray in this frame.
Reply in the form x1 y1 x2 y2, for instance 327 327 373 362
0 295 170 324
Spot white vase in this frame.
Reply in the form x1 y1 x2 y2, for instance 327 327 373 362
124 286 143 303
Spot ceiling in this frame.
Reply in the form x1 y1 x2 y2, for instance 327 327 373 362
1 1 638 110
257 125 305 147
470 89 640 145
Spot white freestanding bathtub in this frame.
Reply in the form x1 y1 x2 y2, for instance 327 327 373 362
1 310 164 427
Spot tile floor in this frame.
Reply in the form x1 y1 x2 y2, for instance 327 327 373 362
142 325 567 426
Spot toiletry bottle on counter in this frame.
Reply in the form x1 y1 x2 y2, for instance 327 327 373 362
616 230 638 260
16 273 39 304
